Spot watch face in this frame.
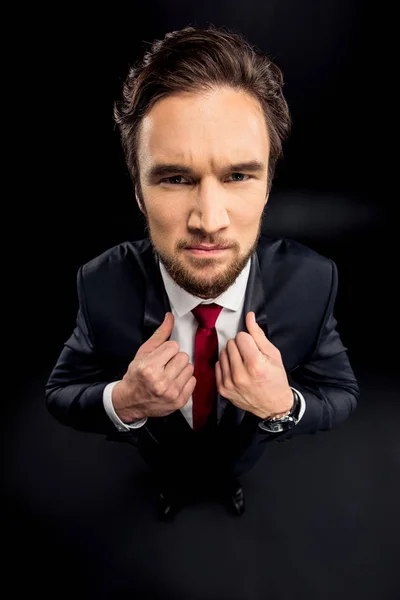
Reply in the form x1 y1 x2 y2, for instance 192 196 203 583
259 416 296 433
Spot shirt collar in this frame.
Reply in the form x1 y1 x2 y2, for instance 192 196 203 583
158 255 252 317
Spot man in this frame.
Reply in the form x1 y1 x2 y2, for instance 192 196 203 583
45 25 359 521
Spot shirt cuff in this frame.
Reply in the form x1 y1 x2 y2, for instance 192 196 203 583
103 381 148 432
290 386 306 423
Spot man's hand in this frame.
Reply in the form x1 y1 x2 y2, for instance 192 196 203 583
112 312 196 423
215 312 293 419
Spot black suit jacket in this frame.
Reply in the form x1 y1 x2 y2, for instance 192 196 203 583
45 235 359 448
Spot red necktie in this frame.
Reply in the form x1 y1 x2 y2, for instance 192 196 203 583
191 303 223 432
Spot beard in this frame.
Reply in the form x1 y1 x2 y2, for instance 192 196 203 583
142 211 264 300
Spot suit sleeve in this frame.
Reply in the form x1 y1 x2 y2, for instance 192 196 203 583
285 259 360 437
45 266 123 436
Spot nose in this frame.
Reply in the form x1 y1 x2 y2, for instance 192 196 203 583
187 179 230 233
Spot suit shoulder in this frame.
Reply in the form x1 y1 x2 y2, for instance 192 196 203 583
258 235 334 269
80 238 151 277
256 236 336 299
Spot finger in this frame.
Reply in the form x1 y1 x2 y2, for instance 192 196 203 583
219 347 232 389
215 360 233 398
174 363 195 397
215 360 222 392
233 332 264 369
225 338 248 380
177 373 197 407
163 351 190 379
150 339 181 367
136 312 174 356
245 312 280 359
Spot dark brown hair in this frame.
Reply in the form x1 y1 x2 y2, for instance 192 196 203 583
114 24 291 196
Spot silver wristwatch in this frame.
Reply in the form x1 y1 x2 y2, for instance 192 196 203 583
258 388 301 433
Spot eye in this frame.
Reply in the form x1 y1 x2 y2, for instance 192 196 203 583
227 173 251 182
160 175 188 185
159 173 252 185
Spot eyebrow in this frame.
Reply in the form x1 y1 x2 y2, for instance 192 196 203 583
145 160 266 183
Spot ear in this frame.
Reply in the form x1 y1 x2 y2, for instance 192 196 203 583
135 187 144 213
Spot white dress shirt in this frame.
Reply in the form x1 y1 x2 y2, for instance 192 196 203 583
103 254 305 432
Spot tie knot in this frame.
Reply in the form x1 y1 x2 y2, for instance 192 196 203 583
191 303 223 330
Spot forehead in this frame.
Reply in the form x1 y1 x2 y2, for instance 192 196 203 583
138 87 269 167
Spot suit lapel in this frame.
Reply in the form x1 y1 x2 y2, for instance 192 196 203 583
141 242 173 339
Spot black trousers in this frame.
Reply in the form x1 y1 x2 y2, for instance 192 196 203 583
133 408 271 485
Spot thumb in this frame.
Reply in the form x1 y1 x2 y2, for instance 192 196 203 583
246 311 278 358
138 312 174 355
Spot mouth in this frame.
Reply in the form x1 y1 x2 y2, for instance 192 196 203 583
185 246 230 256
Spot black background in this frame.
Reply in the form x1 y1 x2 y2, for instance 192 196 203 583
12 0 395 377
5 2 399 599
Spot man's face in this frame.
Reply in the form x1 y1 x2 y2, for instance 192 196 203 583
137 86 270 299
